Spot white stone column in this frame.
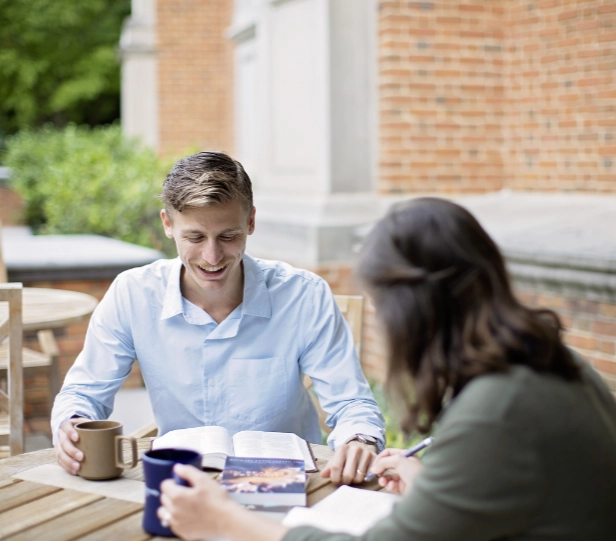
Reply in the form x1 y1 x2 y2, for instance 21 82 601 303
119 0 159 150
231 0 379 268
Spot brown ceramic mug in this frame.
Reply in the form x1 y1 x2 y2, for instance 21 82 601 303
74 420 138 480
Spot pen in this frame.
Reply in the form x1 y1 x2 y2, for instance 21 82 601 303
364 436 434 481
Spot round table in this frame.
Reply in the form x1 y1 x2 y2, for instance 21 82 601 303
1 287 98 332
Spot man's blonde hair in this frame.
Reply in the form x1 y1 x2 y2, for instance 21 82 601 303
159 151 253 214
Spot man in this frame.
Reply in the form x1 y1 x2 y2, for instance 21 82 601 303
52 151 385 485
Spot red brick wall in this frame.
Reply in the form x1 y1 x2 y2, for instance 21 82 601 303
517 287 616 394
379 1 506 194
156 0 235 156
378 0 616 195
0 186 25 225
504 1 616 191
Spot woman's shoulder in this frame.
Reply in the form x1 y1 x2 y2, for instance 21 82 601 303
442 367 532 425
442 364 575 428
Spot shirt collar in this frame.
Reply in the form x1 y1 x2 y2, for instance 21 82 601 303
160 254 272 321
160 257 184 320
241 253 272 319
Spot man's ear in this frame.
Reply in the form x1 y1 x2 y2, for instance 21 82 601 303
248 206 256 235
160 209 174 239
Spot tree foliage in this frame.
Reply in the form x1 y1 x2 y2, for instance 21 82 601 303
4 124 176 254
0 0 130 140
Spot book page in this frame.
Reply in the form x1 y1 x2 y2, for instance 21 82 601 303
283 486 401 535
232 431 316 471
153 426 234 458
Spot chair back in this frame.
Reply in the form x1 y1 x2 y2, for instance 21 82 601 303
334 295 364 360
0 220 8 282
0 283 24 456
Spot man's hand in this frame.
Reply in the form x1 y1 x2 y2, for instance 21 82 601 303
54 418 84 475
321 441 377 485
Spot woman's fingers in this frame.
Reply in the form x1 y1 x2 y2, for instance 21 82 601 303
370 451 408 476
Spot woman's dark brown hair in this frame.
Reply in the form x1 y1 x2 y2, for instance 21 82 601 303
357 197 579 435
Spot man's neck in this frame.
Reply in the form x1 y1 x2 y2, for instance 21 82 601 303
181 266 244 324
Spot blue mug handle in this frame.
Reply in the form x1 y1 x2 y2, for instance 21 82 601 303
172 470 191 487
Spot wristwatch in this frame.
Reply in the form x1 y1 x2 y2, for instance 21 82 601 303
346 433 379 450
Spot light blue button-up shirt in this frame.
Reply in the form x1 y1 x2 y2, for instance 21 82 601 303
52 254 385 450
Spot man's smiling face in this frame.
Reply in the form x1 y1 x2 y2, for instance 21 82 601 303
161 199 255 299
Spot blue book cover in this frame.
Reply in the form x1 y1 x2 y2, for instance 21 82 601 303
221 456 307 508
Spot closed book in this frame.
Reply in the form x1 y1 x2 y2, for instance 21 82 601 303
220 456 307 509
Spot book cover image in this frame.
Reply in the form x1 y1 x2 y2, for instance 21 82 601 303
221 457 305 494
221 457 306 508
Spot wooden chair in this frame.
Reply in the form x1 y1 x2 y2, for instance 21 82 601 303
333 294 364 360
0 221 60 410
0 283 24 456
0 222 6 283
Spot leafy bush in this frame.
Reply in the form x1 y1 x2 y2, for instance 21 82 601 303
0 0 131 139
318 380 429 450
370 380 423 449
3 124 176 254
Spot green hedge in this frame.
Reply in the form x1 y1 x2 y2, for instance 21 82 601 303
370 380 424 449
3 124 176 254
317 380 428 449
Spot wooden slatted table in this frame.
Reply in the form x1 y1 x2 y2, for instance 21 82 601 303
1 288 99 332
0 439 381 540
0 287 99 455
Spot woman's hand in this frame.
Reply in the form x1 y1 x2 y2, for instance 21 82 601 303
158 464 235 540
369 448 423 494
159 464 290 541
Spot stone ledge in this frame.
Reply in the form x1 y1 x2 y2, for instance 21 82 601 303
458 191 616 301
507 261 616 303
3 227 164 282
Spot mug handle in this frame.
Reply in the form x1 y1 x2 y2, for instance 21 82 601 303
115 435 138 469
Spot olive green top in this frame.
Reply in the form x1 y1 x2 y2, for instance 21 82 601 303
284 355 616 541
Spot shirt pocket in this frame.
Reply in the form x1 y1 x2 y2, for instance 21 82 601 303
227 357 288 425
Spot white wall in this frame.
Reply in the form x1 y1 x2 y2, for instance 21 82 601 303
120 0 159 150
231 0 379 267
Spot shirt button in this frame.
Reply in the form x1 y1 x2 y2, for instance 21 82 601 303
208 379 215 386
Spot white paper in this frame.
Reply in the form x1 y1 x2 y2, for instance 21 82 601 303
283 486 401 535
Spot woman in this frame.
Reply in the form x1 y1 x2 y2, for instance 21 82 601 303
159 197 616 541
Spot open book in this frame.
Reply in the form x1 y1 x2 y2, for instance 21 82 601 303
151 426 318 472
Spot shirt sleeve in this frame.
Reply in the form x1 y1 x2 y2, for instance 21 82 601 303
283 419 545 541
298 279 385 450
50 275 137 442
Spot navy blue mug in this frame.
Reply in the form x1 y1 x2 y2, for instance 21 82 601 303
142 448 202 537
